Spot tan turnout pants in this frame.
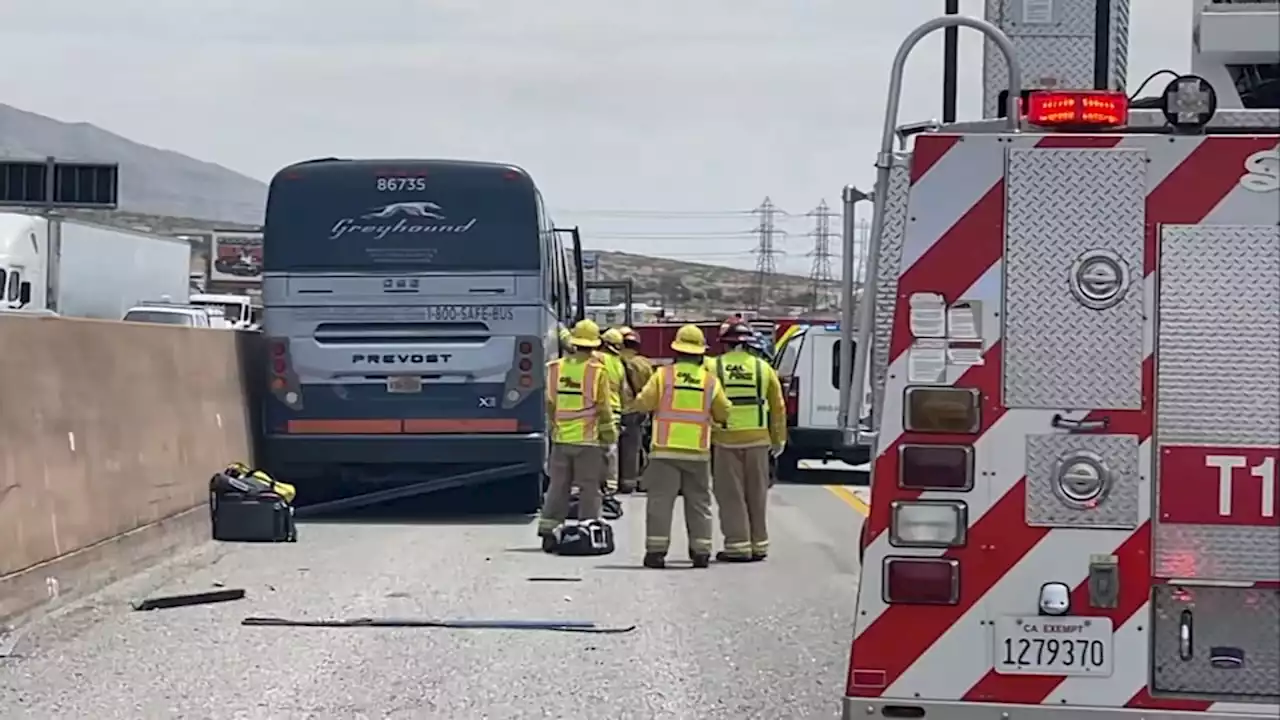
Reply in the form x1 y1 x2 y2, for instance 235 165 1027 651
713 445 772 558
643 456 714 557
538 443 605 535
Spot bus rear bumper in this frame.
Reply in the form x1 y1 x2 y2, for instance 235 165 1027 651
263 432 545 474
841 697 1277 719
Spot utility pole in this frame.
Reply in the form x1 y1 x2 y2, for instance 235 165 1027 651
805 200 837 313
750 196 782 313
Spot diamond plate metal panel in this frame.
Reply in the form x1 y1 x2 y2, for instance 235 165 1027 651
982 0 1131 118
1002 148 1147 410
1155 225 1280 448
1025 434 1141 527
1151 584 1280 702
870 155 912 433
1153 224 1280 582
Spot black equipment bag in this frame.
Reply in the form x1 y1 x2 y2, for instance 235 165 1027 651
553 520 615 556
209 472 297 543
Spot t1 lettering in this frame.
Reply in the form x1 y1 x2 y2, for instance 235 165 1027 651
1206 455 1276 518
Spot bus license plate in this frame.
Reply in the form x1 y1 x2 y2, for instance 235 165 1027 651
424 305 514 323
386 376 422 393
994 616 1113 676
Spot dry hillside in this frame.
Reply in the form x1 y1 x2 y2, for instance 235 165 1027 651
590 251 838 314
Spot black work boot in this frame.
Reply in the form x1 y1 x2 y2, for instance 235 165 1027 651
643 552 666 569
715 551 753 563
617 482 636 494
690 553 711 569
750 552 768 562
540 533 557 554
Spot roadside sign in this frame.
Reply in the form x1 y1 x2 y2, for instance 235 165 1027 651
581 251 599 270
210 231 264 283
0 159 119 209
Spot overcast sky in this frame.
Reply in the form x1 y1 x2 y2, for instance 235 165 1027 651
0 0 1192 272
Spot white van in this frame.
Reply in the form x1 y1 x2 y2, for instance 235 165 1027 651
122 303 218 328
771 324 872 480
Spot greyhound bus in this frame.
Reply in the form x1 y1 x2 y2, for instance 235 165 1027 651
260 158 581 512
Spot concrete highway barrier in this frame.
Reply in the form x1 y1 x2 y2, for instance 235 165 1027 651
0 314 260 623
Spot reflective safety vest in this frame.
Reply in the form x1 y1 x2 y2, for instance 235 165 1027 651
547 357 601 445
714 350 766 431
599 352 625 414
652 361 718 452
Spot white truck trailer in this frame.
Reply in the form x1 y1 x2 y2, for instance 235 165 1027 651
0 211 191 319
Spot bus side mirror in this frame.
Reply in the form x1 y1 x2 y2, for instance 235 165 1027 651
18 281 31 307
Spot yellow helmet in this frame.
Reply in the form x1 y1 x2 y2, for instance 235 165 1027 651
670 324 707 355
601 328 624 348
569 319 602 348
618 325 634 336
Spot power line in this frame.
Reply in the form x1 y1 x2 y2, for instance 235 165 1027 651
750 196 783 312
805 199 838 313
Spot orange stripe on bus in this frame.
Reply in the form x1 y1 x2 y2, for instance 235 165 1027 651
403 418 519 433
286 419 402 434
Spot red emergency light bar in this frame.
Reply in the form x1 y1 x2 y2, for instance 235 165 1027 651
1024 90 1129 128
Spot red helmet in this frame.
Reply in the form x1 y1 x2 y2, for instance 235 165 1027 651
718 320 753 343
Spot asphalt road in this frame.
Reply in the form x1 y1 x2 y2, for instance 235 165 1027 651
0 479 868 720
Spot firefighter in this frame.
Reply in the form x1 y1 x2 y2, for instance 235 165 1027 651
631 324 731 569
538 319 616 551
597 328 628 494
617 326 654 493
711 321 787 562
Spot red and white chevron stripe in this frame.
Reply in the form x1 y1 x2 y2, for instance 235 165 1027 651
847 132 1280 713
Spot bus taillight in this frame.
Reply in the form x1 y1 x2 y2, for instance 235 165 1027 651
267 338 302 409
504 336 542 408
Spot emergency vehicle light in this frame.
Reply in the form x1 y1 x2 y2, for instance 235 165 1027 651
903 387 981 434
898 444 973 490
890 500 967 548
883 557 960 605
1025 90 1129 128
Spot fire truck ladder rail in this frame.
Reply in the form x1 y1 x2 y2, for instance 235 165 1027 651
839 14 1024 447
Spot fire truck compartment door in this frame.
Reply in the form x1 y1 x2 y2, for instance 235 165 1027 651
1149 224 1279 705
1002 147 1148 410
1153 225 1280 583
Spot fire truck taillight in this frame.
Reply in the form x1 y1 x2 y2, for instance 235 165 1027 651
904 387 981 434
899 444 974 490
1025 90 1129 128
883 557 960 605
890 500 967 548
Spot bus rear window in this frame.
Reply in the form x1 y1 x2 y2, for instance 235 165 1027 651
264 165 541 272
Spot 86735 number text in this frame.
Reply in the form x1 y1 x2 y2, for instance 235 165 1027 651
376 177 427 191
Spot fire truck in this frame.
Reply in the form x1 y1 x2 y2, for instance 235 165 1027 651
839 1 1278 718
632 316 809 363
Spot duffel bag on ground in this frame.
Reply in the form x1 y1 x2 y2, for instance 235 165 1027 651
209 470 297 543
552 520 615 556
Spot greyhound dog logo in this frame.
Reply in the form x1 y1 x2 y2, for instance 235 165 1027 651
362 201 446 220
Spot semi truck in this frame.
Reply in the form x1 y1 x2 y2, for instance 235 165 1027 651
0 212 191 318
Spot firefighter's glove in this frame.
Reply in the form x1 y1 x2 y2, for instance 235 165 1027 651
770 444 785 459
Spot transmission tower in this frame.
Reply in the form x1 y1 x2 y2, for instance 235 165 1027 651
750 197 782 312
805 200 838 312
